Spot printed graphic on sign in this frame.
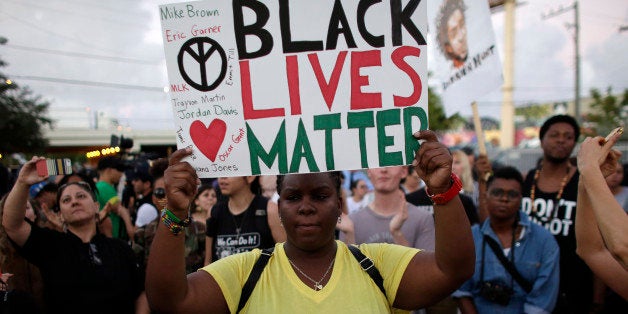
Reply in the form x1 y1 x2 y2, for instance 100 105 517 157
160 1 428 177
178 37 227 92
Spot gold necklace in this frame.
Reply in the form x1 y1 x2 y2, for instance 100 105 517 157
530 162 571 214
287 255 336 291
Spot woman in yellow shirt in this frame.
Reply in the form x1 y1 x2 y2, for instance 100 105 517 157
146 130 475 313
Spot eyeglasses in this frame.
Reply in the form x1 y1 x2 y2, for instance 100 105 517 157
154 187 166 199
488 188 521 201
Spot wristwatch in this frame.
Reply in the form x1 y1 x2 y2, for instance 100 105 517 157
426 173 462 205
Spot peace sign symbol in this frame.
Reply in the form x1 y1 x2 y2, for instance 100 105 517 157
177 37 227 92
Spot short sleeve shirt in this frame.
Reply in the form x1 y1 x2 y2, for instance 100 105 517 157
203 241 419 313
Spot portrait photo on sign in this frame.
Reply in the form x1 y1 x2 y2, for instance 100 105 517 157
435 0 468 69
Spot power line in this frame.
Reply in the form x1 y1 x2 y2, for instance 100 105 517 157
4 0 148 28
58 0 142 18
3 44 161 65
6 74 165 92
584 8 627 23
0 11 125 55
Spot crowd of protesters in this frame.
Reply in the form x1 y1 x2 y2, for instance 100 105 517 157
0 115 626 313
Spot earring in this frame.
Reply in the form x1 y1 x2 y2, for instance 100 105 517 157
337 216 342 224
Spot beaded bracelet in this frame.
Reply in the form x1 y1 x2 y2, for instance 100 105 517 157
160 208 191 236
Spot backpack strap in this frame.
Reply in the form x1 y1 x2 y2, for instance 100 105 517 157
237 247 274 313
348 245 386 296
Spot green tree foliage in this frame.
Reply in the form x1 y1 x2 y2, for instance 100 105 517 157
585 87 628 138
0 37 53 154
515 103 552 122
428 87 466 131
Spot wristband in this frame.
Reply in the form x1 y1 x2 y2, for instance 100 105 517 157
161 208 191 236
426 173 462 205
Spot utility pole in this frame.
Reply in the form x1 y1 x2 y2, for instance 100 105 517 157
542 1 581 122
500 0 516 148
488 0 517 148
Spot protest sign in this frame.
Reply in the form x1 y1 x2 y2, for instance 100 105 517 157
428 0 502 116
160 0 428 177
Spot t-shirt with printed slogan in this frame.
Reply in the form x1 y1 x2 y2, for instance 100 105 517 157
521 169 594 313
202 241 419 313
206 195 275 262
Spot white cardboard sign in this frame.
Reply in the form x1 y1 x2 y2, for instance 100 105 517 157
160 0 428 177
428 0 503 116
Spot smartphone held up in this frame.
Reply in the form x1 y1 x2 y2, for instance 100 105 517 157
36 158 72 177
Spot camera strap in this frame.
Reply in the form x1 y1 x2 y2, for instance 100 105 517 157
483 235 532 293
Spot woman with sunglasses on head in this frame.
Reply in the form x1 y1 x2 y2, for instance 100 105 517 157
135 159 206 274
2 157 146 314
453 166 560 314
192 184 217 225
146 130 475 313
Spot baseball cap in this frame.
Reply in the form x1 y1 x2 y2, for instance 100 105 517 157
97 156 126 172
130 167 153 183
29 181 58 199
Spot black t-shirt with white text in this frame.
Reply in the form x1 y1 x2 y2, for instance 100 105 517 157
206 195 275 262
522 169 593 313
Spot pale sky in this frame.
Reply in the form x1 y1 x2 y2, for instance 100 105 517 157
0 0 626 130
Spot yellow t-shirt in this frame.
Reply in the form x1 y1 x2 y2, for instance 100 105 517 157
202 240 419 313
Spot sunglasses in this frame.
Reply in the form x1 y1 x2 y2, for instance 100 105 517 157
58 181 95 199
154 187 166 199
488 188 521 201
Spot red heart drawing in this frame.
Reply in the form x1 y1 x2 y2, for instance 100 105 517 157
189 119 227 162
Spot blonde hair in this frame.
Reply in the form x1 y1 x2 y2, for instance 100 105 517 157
452 150 475 194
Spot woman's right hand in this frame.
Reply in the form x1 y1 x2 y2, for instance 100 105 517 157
577 135 622 178
164 148 200 215
17 156 48 186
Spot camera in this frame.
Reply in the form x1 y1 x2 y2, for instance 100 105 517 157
479 281 513 306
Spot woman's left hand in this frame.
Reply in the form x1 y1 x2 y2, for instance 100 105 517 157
412 130 453 194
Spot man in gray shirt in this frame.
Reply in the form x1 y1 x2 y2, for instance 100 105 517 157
339 166 435 252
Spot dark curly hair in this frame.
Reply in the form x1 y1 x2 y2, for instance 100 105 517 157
435 0 467 60
486 166 523 188
149 158 170 180
539 114 580 141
